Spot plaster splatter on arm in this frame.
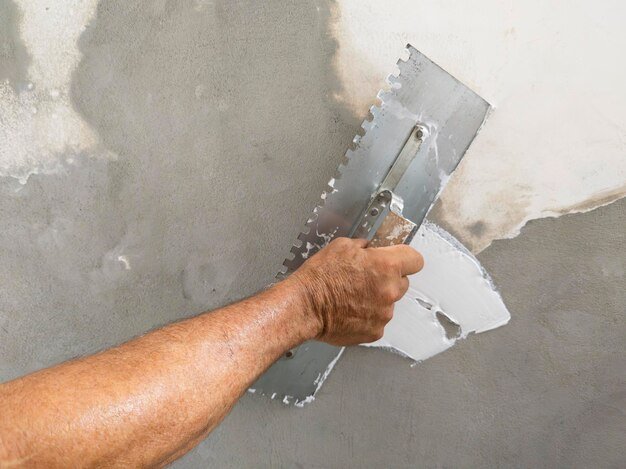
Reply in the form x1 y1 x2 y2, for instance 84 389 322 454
364 221 510 361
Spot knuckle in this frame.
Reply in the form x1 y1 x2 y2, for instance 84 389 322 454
398 278 410 297
382 306 394 322
381 286 397 303
371 329 385 342
400 244 416 255
332 237 362 253
381 257 399 272
330 237 350 248
383 283 406 304
395 244 411 254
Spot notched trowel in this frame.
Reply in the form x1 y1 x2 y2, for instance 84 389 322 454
252 45 491 405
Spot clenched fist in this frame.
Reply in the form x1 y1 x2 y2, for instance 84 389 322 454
290 237 424 346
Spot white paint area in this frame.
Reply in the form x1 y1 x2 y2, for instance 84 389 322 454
0 0 114 184
332 0 626 252
364 222 510 361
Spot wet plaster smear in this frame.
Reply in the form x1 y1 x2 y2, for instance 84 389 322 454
365 222 509 361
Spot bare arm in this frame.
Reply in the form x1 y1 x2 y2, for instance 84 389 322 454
0 238 423 467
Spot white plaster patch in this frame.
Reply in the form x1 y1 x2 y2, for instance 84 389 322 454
0 1 115 183
363 222 510 361
285 222 510 407
332 0 626 252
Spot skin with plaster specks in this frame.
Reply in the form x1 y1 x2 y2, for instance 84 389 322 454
0 238 423 468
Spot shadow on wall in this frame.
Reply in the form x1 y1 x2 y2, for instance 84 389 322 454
0 0 356 377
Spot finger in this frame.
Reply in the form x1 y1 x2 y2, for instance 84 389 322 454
382 305 395 322
330 237 368 249
372 244 424 276
350 238 368 249
369 327 385 343
397 276 410 298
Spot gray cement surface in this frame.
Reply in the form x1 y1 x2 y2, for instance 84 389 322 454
175 201 625 469
1 1 624 467
0 0 352 377
0 0 29 87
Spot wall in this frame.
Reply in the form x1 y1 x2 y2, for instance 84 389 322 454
333 0 626 253
0 1 624 467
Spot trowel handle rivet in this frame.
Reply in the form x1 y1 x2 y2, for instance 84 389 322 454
370 208 380 216
415 125 426 140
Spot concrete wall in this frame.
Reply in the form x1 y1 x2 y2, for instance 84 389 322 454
1 1 624 467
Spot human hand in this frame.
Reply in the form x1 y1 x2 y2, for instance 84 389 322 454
290 237 424 346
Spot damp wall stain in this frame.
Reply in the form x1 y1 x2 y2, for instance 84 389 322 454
331 0 626 253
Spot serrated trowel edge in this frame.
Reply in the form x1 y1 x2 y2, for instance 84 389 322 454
279 48 415 277
253 44 491 405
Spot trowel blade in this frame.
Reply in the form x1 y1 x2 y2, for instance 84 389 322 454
252 45 491 405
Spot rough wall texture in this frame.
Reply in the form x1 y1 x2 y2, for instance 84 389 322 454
0 0 353 377
178 200 625 468
1 1 624 468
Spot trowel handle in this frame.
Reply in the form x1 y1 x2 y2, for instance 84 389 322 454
368 210 418 247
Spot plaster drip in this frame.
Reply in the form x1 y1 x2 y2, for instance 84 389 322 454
363 221 510 360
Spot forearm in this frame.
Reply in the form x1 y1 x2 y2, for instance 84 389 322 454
0 278 317 468
0 238 424 468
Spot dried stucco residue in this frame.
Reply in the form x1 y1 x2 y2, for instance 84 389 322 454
0 1 115 184
331 0 626 253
